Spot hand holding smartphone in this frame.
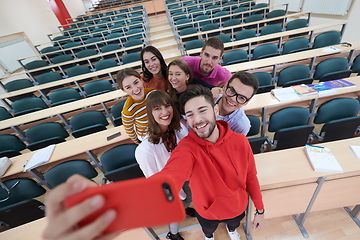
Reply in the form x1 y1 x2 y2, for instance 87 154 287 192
64 174 185 233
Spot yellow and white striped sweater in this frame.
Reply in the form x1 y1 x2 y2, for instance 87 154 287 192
121 88 156 144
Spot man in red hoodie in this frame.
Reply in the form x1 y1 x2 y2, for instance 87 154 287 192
42 85 264 240
160 84 265 240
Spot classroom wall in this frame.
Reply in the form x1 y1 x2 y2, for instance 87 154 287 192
63 0 87 20
308 0 360 42
0 0 61 46
266 0 360 42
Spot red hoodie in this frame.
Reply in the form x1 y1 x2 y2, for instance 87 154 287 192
159 120 264 220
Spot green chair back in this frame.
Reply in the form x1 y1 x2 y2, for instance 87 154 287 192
235 29 256 40
111 100 126 126
313 31 341 49
100 144 138 171
314 98 359 124
24 60 48 70
84 80 113 96
260 24 282 36
252 72 272 86
246 115 261 136
185 39 205 50
0 178 46 209
77 49 98 59
180 27 197 36
223 49 248 65
51 54 74 64
5 79 33 92
277 65 311 86
268 107 310 132
70 110 109 131
313 57 348 80
0 107 12 121
286 19 308 31
351 54 360 74
11 97 48 116
26 122 69 143
122 52 141 64
252 43 279 60
0 134 26 158
49 88 81 106
126 28 143 39
44 160 98 188
36 72 63 84
66 65 91 77
282 37 310 54
267 9 285 19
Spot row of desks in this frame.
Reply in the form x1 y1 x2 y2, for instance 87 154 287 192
177 11 308 38
1 133 359 239
185 20 347 55
2 125 131 181
2 74 359 138
2 41 359 104
15 10 302 79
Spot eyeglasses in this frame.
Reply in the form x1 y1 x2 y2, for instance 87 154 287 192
224 85 250 104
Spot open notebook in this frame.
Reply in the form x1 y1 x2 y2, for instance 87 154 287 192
24 145 56 171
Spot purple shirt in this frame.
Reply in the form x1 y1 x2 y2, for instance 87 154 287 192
182 56 232 86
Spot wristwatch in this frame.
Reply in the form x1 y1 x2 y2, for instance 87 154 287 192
255 209 265 215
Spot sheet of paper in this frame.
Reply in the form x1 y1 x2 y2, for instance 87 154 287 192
25 145 56 171
350 146 360 159
322 47 341 53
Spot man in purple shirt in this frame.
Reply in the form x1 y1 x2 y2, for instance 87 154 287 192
182 37 232 87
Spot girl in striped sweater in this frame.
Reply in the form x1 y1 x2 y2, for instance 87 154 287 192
116 68 156 144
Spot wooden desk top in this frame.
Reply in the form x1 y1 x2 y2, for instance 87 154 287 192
2 40 357 102
19 34 144 68
59 8 143 30
0 61 139 100
256 137 360 191
15 43 143 76
2 125 129 179
243 76 360 113
180 11 309 39
185 21 347 55
0 89 127 130
0 218 153 240
225 41 360 73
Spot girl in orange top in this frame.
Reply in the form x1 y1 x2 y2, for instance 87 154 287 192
140 46 168 91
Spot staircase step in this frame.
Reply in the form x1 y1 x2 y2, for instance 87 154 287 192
146 13 182 60
152 39 178 51
150 32 175 43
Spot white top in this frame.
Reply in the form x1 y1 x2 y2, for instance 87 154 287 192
135 123 189 199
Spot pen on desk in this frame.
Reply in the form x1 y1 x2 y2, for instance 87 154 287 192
23 160 29 170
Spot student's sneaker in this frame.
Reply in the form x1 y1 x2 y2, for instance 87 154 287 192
205 236 214 240
226 225 240 240
166 232 184 240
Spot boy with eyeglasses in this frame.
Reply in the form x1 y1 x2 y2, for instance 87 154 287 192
215 71 259 136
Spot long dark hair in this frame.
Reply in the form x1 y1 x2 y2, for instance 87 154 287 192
140 46 167 82
146 90 181 144
167 59 193 103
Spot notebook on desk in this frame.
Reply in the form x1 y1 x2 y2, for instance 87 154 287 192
24 145 55 171
270 87 301 102
304 144 344 173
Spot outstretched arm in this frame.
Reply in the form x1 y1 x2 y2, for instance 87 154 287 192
43 175 119 240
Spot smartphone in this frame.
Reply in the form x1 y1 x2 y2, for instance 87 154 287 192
64 174 185 233
106 132 122 141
